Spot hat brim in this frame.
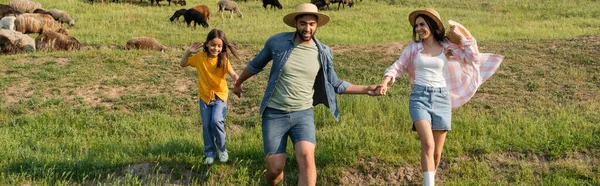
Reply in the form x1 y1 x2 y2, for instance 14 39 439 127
283 12 330 28
408 10 445 33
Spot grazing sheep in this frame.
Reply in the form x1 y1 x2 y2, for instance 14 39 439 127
0 15 16 30
126 37 168 52
169 8 186 22
192 4 210 21
48 9 75 27
1 4 18 18
32 8 51 15
14 13 67 34
311 0 330 10
9 0 42 13
217 0 243 19
183 8 209 29
170 0 186 6
151 0 186 6
35 29 83 51
262 0 282 10
331 0 353 9
0 29 35 52
0 35 23 54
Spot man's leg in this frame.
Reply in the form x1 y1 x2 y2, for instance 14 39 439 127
294 141 316 186
289 108 317 186
262 108 292 185
265 153 286 185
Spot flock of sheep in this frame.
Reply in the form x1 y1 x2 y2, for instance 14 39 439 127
0 0 82 54
0 0 358 55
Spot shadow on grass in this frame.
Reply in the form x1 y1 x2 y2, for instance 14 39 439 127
1 138 271 184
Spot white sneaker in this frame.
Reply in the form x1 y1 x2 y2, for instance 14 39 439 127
219 151 229 163
204 157 214 165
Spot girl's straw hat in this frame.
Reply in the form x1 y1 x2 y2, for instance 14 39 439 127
408 8 444 33
283 3 330 27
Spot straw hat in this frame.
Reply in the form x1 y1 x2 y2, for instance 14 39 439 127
408 8 444 33
446 20 469 45
283 3 330 28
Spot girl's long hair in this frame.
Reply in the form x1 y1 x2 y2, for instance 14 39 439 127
412 15 446 43
203 29 240 71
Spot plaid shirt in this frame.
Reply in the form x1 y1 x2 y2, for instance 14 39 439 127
384 37 504 109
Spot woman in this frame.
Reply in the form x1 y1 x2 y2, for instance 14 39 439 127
379 8 503 185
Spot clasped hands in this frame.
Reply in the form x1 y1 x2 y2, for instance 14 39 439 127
367 84 389 96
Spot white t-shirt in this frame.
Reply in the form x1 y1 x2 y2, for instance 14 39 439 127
414 48 447 87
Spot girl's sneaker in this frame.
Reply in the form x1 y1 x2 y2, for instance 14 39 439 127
219 151 229 163
204 157 214 165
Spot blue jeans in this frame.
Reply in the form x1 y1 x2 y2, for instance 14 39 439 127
200 97 227 157
262 107 316 156
409 84 452 131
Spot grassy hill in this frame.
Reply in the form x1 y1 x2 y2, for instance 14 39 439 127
0 0 599 185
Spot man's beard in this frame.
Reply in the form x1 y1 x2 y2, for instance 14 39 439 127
296 29 315 41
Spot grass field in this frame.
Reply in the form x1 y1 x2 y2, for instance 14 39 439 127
1 0 599 185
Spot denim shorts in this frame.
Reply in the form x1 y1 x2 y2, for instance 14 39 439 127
262 107 316 156
409 84 452 131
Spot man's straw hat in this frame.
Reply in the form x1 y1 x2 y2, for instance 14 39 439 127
408 8 444 33
283 3 330 28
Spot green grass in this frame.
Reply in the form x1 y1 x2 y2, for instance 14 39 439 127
1 0 600 185
2 0 599 46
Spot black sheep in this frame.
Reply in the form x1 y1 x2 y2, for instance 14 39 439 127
262 0 282 10
169 8 186 22
1 4 17 18
183 8 208 29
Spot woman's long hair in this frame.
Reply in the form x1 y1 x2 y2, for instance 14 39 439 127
203 29 240 71
412 15 445 43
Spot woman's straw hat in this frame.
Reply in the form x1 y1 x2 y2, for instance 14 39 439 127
446 20 469 45
408 8 444 33
283 3 330 28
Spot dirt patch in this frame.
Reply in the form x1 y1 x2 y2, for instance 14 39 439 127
340 151 596 185
3 79 33 106
341 158 421 185
103 86 125 100
173 79 190 93
55 58 70 65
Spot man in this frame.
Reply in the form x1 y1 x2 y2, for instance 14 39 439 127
232 3 381 185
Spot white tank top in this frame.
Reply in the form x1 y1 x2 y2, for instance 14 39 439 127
414 48 447 87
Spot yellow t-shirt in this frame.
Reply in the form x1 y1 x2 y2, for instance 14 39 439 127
188 51 232 104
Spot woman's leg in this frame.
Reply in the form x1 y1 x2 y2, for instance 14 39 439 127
432 130 448 171
414 120 435 171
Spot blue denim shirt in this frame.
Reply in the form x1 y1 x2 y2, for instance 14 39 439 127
246 32 350 121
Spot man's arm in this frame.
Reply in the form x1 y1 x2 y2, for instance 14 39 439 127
343 84 382 96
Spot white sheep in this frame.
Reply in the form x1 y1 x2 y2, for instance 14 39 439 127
0 15 16 30
0 29 36 52
9 0 42 13
48 9 75 27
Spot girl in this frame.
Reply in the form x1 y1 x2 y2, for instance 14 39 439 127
180 29 240 165
378 8 503 185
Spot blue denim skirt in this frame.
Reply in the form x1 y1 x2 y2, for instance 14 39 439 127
409 84 452 131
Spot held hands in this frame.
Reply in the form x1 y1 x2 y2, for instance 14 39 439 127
232 83 243 98
367 84 387 96
187 42 202 53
